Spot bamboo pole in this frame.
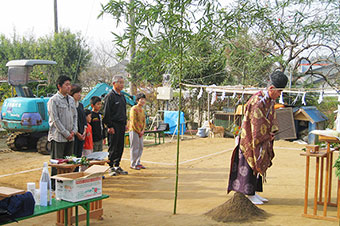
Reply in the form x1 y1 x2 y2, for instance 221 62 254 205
173 0 184 215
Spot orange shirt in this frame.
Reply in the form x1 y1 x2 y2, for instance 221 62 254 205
83 123 93 150
129 105 145 134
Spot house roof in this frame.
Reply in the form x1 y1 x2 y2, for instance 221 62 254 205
293 106 328 123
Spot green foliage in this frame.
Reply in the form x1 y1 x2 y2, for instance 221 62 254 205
173 35 227 86
0 83 12 102
37 29 92 84
101 0 225 86
0 34 37 77
223 31 277 86
0 30 92 84
315 96 338 129
126 41 167 85
333 155 340 179
65 155 90 166
26 82 57 97
101 0 340 88
126 34 228 86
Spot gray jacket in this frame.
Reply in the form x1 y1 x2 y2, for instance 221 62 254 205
47 92 78 142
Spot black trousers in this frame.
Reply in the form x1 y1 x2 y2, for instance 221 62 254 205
50 140 74 190
108 123 126 167
74 136 84 158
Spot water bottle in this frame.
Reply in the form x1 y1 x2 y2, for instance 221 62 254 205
39 162 52 206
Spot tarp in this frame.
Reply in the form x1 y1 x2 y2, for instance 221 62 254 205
164 111 186 135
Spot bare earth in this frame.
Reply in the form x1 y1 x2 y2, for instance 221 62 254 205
0 136 338 226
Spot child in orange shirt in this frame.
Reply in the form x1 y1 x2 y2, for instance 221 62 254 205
83 109 93 157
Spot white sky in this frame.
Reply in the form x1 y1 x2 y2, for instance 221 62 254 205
0 0 122 49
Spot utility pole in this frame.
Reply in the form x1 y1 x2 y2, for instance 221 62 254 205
54 0 59 33
129 0 137 95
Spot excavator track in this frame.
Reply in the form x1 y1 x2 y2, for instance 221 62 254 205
36 135 51 155
6 132 27 151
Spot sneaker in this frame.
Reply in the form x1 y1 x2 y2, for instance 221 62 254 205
130 165 141 170
109 171 117 176
137 164 146 169
114 166 128 175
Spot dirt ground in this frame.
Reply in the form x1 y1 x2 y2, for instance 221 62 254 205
0 136 339 226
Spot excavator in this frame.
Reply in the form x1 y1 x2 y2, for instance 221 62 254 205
0 59 136 155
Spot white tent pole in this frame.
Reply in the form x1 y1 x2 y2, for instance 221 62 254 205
208 92 210 123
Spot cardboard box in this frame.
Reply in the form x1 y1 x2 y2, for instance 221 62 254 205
52 165 109 202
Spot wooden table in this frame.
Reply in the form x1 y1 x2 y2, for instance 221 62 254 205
0 195 109 226
49 160 108 226
0 186 25 200
301 135 340 221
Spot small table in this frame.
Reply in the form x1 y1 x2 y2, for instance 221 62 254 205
144 130 165 146
49 160 108 226
301 135 340 221
1 195 109 226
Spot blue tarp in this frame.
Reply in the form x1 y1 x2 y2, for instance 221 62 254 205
164 111 186 135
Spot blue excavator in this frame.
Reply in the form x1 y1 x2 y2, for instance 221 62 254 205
0 59 136 154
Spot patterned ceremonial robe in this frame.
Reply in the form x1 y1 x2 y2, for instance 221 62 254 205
227 91 279 195
240 90 279 175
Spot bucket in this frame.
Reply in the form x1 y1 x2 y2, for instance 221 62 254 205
197 128 207 138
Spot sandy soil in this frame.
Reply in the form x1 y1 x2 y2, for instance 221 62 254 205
0 136 339 226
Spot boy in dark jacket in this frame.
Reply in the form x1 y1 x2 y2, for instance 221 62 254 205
90 96 106 152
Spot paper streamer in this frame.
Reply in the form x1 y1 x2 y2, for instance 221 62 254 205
197 88 203 100
211 91 217 105
221 91 225 101
318 91 324 104
279 92 284 104
302 92 306 105
235 93 244 106
292 93 300 105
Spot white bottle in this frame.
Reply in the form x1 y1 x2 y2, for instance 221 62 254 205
39 162 52 206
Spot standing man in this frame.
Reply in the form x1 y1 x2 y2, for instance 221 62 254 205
103 75 128 176
227 71 288 205
47 75 77 188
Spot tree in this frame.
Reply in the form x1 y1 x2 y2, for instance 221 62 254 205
222 0 340 88
79 40 119 86
0 30 92 85
37 29 92 84
224 30 277 86
99 0 225 86
0 33 37 77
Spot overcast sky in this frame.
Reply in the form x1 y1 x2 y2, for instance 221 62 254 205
0 0 122 48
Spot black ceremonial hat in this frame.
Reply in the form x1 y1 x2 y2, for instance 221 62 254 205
270 71 288 88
